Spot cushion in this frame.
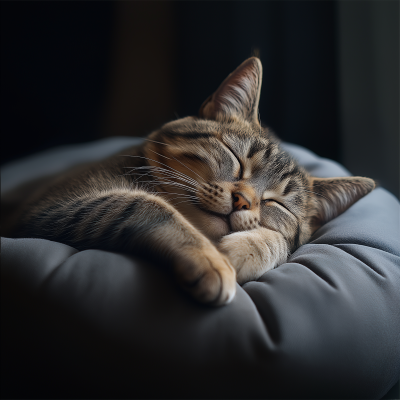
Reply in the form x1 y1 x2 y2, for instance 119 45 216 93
1 138 399 398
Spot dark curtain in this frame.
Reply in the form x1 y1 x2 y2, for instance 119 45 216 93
0 2 115 164
1 1 339 164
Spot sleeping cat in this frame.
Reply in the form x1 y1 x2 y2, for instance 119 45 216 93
10 57 375 305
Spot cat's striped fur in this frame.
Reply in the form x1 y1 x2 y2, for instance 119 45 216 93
8 58 375 305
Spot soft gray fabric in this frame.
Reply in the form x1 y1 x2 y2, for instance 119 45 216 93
1 138 399 398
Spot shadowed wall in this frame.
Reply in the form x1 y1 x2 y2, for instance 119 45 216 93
1 1 398 198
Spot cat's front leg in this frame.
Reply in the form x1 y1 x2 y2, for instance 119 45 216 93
24 189 236 305
123 193 237 305
218 228 288 285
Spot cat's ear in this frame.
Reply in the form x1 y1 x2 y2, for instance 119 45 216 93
308 176 375 232
199 57 262 123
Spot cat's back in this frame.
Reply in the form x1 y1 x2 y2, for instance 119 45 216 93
1 142 145 237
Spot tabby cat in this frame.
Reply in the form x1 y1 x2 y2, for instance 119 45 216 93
9 58 375 305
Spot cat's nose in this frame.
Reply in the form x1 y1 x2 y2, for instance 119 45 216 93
233 193 251 211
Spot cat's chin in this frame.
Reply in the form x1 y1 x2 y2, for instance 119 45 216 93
171 202 230 242
194 209 231 243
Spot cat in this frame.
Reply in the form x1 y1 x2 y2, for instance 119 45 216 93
7 57 375 306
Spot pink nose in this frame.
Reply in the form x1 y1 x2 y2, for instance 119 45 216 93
233 193 251 211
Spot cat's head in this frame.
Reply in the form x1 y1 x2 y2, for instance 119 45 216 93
143 58 375 248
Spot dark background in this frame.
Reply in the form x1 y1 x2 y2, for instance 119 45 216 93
1 1 399 198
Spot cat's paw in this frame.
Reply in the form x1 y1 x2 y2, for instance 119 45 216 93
218 228 288 285
174 246 237 306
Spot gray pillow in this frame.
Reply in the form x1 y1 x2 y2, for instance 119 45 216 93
1 138 399 398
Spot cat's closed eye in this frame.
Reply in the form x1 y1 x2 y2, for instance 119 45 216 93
224 144 243 180
262 198 293 213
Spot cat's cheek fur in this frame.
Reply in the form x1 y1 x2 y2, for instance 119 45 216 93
177 203 231 243
230 210 260 232
205 215 231 241
218 228 288 285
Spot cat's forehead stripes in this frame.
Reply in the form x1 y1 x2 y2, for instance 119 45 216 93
282 178 300 196
220 130 278 181
247 138 267 159
220 134 254 180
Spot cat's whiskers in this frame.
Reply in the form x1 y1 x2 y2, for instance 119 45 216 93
123 148 206 188
132 178 197 196
152 164 199 187
125 166 200 199
153 181 197 195
126 169 198 193
128 180 158 195
121 155 194 182
120 169 153 183
161 191 200 200
162 195 201 206
153 184 200 205
130 160 198 183
125 175 200 206
130 165 198 188
156 180 197 194
144 138 170 147
160 196 200 206
147 148 205 185
121 155 200 187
